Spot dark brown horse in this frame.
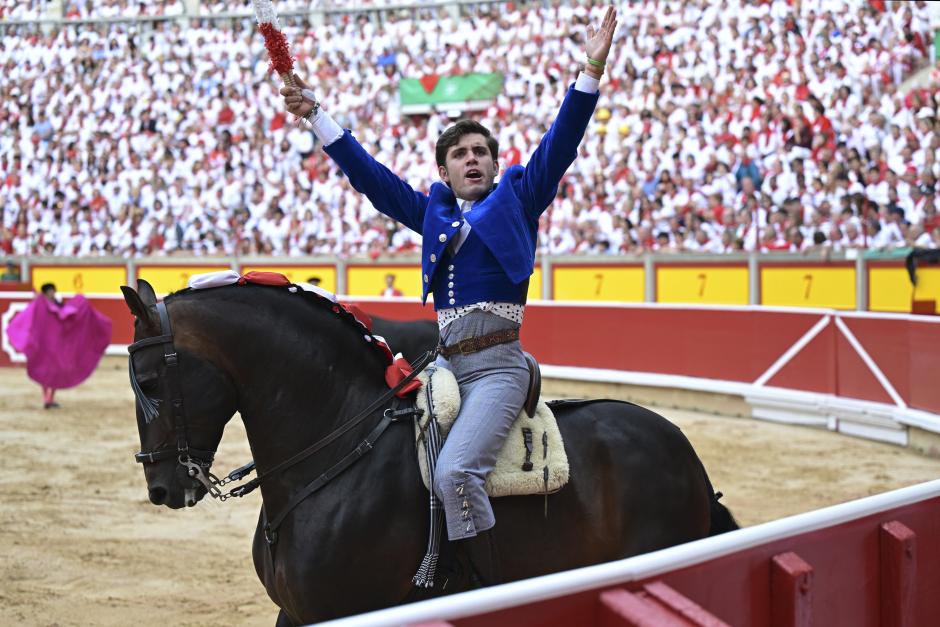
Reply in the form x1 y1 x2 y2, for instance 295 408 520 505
370 314 439 363
121 279 736 626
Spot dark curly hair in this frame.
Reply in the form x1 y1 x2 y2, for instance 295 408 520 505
434 120 499 168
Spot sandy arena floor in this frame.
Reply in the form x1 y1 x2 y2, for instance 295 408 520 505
2 356 939 626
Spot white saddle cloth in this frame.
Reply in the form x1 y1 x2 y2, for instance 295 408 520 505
413 366 569 498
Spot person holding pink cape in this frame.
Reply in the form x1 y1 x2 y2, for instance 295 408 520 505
6 283 112 409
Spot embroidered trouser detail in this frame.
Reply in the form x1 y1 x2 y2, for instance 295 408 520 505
433 311 528 541
454 479 476 535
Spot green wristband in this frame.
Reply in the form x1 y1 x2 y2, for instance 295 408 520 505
587 57 605 68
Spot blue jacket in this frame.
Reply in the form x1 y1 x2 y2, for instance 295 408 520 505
427 226 528 310
324 84 599 306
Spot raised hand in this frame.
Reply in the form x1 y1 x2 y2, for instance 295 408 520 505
280 73 316 119
585 6 618 65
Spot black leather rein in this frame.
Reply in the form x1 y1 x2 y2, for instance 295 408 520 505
128 299 433 540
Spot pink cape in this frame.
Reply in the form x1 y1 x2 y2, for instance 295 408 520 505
6 294 112 389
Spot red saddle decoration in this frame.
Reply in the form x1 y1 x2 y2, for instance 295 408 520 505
341 303 373 332
385 356 423 398
238 271 292 286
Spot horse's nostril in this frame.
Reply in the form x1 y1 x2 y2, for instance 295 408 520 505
148 486 167 505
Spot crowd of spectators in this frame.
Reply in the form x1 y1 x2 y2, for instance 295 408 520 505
0 0 430 21
1 0 939 260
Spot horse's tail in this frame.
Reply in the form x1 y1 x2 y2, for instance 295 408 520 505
700 467 739 536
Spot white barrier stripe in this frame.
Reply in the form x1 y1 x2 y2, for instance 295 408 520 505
894 406 940 432
313 479 940 627
542 364 752 397
524 301 831 315
753 315 830 386
838 308 940 324
834 317 907 408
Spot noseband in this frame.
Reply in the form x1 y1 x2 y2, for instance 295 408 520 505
128 301 223 498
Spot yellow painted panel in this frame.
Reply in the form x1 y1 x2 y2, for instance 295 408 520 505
347 265 540 300
347 265 423 297
914 267 940 306
553 266 644 302
761 267 856 309
241 265 337 293
527 267 542 301
869 268 913 313
137 266 231 296
657 267 749 305
31 266 127 295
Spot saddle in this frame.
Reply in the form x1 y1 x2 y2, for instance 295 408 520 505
413 353 569 498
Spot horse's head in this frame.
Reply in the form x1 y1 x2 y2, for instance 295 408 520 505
121 280 238 509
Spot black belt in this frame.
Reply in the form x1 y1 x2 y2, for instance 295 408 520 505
439 328 520 358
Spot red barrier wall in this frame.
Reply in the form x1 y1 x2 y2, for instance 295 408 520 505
349 300 940 416
429 494 940 627
4 294 939 416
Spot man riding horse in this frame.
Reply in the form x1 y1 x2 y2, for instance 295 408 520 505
281 7 617 548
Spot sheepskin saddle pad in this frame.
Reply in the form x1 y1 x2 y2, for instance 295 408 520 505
413 365 569 497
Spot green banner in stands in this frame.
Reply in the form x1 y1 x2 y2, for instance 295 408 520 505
400 73 503 114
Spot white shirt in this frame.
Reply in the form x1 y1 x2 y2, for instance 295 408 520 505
449 198 474 255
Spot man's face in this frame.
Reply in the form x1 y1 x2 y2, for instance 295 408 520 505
439 133 498 201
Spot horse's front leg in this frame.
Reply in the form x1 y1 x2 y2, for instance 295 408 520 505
274 609 296 627
253 509 288 621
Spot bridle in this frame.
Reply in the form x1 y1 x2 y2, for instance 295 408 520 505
128 301 223 500
128 298 433 540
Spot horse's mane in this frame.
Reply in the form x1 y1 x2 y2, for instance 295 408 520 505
163 282 395 367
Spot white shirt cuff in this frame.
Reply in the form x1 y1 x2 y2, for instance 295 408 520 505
574 72 600 94
303 108 344 146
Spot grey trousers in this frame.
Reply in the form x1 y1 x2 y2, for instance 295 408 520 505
433 310 529 541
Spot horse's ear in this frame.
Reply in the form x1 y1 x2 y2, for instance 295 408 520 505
121 280 157 324
135 279 158 307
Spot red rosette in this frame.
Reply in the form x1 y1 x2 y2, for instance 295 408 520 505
258 21 293 76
